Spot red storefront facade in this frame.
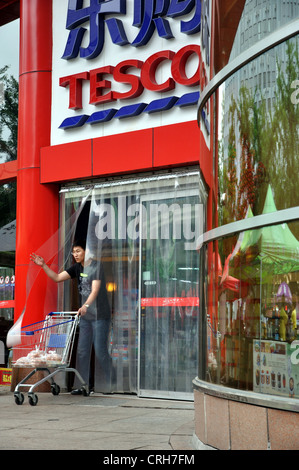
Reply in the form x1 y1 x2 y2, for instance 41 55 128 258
1 0 299 449
1 0 212 324
1 0 213 401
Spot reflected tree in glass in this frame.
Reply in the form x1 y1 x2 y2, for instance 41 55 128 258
219 38 299 227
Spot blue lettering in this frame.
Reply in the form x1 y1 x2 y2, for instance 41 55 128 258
167 0 201 35
62 0 127 60
62 0 204 60
132 0 174 47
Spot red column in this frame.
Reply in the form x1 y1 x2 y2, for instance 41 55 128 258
15 0 59 324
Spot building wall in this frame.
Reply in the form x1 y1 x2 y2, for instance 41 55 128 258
0 2 213 398
194 388 299 450
194 0 299 450
1 1 212 327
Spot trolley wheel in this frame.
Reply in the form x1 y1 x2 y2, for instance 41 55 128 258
28 393 38 406
51 383 60 396
14 392 24 405
82 387 89 397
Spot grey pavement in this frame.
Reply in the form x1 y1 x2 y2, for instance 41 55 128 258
0 385 211 452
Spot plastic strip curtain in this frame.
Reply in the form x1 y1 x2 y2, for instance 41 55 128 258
61 171 204 396
138 176 202 397
86 183 141 393
7 188 92 348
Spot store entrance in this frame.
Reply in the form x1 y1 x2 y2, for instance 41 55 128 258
61 170 205 399
138 190 201 399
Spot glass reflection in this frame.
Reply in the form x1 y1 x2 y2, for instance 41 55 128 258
213 0 299 74
217 37 299 227
203 215 299 399
201 2 299 402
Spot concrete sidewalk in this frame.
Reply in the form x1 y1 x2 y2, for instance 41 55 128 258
0 386 211 451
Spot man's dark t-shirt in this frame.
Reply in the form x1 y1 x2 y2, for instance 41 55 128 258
66 261 111 321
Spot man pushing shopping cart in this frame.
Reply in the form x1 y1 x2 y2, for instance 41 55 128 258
16 239 112 405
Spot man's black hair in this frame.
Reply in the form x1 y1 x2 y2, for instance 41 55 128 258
72 239 86 250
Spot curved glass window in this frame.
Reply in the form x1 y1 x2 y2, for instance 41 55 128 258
198 0 299 404
229 1 299 61
213 0 299 74
217 36 299 227
200 218 299 399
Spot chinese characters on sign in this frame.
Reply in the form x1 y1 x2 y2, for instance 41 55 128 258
57 0 211 133
62 0 209 63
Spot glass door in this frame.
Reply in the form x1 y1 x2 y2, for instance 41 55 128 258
60 170 205 398
138 189 201 399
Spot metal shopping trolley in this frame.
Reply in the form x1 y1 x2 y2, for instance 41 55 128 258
12 312 88 406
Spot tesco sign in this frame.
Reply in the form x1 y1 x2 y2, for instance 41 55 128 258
60 45 206 107
51 0 211 144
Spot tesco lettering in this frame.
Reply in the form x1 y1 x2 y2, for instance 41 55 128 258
59 45 207 110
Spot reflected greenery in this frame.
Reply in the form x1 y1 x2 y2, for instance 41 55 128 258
219 38 299 228
203 34 299 401
203 218 299 398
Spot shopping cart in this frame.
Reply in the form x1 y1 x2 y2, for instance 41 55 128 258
12 312 88 406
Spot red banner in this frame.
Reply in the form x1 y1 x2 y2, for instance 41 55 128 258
141 297 199 307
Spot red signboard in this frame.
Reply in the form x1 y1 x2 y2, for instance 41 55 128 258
0 368 12 386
